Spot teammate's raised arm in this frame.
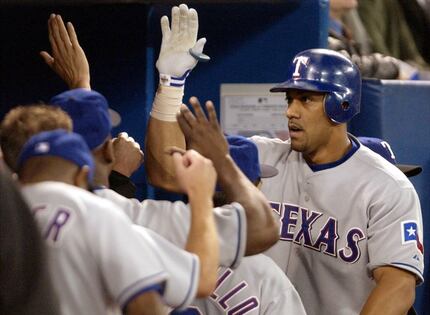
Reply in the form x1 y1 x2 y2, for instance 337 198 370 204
171 149 219 296
145 3 207 192
40 14 90 90
177 98 279 255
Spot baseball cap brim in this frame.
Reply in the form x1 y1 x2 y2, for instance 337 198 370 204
260 164 279 178
108 108 121 127
397 164 422 178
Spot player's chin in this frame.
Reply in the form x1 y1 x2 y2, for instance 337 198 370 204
290 140 306 152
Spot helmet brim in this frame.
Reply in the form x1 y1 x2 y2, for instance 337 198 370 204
270 79 344 94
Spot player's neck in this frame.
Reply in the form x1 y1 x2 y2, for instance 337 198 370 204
304 132 351 165
19 175 75 186
18 158 78 186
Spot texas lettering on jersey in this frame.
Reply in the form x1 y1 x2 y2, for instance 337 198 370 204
271 202 366 263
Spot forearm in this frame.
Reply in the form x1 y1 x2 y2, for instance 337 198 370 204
215 156 279 255
145 118 185 191
186 195 219 297
126 291 168 315
145 86 186 192
361 269 415 315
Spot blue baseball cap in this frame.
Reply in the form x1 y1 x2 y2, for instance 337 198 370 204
18 129 95 181
358 136 422 177
50 88 113 150
227 135 278 182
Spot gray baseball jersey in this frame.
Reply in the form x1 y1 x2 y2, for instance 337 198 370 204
175 254 307 315
95 188 247 268
21 182 200 314
250 135 424 315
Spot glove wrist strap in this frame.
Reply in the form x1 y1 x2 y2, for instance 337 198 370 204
159 70 191 87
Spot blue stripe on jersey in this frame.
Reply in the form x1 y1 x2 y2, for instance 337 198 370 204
176 256 198 310
230 205 242 268
308 136 359 172
116 271 166 309
391 262 424 278
120 283 163 312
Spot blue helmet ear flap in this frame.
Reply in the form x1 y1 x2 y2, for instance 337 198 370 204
324 91 358 124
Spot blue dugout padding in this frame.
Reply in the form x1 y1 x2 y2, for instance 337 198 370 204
146 0 329 200
349 79 430 314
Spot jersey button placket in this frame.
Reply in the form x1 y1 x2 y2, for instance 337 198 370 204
304 180 310 202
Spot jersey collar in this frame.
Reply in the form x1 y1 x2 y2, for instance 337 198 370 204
307 135 360 172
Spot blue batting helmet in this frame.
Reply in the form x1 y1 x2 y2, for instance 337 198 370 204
270 49 361 123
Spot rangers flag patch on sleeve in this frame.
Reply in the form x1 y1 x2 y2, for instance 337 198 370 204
401 221 424 254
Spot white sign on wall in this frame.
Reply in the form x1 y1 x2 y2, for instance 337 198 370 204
220 84 289 140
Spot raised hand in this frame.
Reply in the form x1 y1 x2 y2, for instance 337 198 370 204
172 149 216 196
112 132 144 177
156 3 208 87
176 97 229 163
40 14 90 89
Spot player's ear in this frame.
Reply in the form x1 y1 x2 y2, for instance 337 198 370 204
74 166 89 189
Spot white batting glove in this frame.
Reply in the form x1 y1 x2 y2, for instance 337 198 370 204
156 4 209 87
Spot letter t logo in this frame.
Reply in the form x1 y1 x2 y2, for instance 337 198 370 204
292 56 309 78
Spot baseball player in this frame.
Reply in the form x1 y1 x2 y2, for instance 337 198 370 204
0 94 262 273
35 8 277 260
0 100 224 302
252 50 424 315
150 49 424 315
17 129 221 314
172 135 307 315
141 3 277 254
253 48 423 313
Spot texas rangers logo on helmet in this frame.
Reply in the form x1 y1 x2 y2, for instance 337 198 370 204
292 56 309 79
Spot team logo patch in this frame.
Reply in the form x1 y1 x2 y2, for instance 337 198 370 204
35 141 50 153
401 221 424 254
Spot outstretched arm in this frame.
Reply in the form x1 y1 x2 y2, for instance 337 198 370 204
40 14 90 90
145 4 207 192
172 149 219 296
177 98 279 255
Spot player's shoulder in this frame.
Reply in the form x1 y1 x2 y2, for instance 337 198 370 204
94 187 138 209
96 187 186 211
353 144 414 189
22 182 125 218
